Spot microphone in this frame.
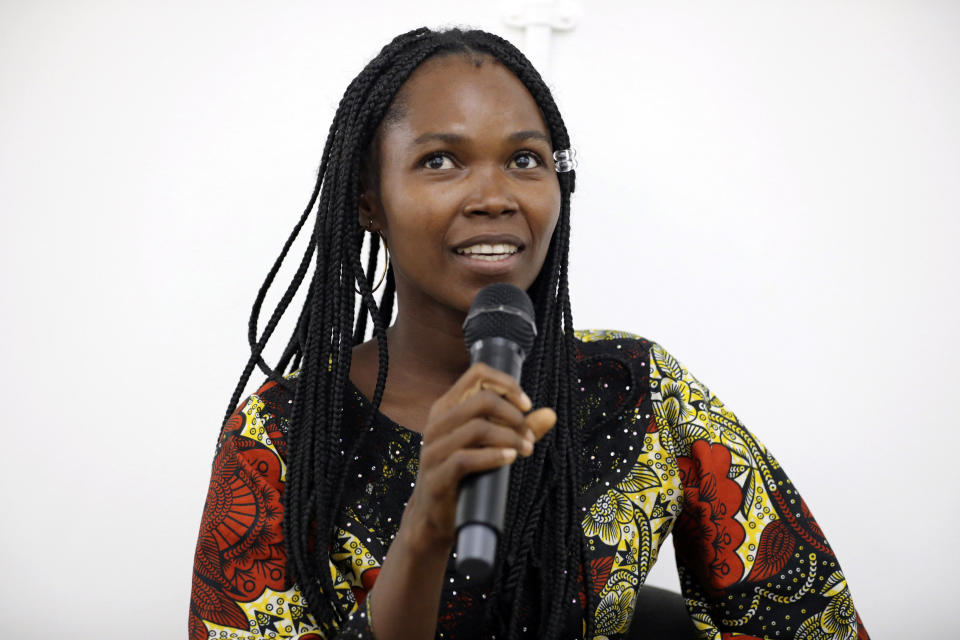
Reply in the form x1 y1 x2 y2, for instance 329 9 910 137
455 283 537 585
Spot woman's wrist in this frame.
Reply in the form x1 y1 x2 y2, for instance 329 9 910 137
395 490 457 558
395 509 455 561
367 516 452 640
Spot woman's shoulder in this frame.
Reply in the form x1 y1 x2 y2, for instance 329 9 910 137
213 376 297 466
571 329 706 426
572 328 664 381
569 330 659 433
574 329 716 401
573 329 690 375
573 328 658 363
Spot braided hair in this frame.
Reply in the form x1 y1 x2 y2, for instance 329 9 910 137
222 27 589 639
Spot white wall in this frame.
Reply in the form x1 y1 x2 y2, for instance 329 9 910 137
2 1 957 636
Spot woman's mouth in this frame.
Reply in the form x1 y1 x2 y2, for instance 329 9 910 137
454 243 521 262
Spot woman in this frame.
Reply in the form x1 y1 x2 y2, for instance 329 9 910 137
189 27 868 640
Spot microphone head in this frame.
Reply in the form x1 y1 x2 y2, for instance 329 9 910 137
463 283 537 354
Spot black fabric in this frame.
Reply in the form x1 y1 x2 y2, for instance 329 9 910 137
628 586 699 640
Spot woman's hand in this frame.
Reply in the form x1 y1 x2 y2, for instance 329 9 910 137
367 363 555 640
400 362 557 555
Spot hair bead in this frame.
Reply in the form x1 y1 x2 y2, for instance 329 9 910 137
553 148 577 173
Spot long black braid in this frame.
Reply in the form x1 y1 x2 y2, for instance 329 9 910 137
220 27 590 639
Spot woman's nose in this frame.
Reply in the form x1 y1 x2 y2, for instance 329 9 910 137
462 166 519 217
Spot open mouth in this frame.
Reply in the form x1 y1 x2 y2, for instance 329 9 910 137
454 243 521 262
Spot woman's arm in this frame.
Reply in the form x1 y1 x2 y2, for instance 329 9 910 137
649 343 869 640
189 384 333 639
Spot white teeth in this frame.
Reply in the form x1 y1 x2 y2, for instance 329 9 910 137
470 254 511 261
455 243 519 260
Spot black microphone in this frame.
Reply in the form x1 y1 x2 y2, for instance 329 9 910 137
455 283 537 585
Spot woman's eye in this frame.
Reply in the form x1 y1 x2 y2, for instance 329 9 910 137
509 152 541 169
423 153 455 170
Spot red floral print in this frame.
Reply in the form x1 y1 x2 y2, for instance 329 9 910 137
351 567 380 605
189 430 287 639
674 440 746 595
748 518 796 582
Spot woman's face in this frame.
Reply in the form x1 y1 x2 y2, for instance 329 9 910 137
362 54 562 319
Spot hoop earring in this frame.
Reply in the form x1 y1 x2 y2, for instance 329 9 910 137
355 234 390 294
371 239 389 293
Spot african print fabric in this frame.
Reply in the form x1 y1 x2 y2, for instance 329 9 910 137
189 331 868 639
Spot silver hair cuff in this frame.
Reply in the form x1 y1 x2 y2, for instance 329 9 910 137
553 148 577 173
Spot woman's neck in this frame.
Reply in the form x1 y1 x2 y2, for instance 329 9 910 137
350 305 473 431
387 311 471 384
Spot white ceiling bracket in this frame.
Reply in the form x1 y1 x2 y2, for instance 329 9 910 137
501 0 581 78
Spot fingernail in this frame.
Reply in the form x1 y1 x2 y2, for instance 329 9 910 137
520 439 533 456
502 448 518 463
520 392 532 410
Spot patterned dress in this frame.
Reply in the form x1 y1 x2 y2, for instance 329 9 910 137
189 331 869 640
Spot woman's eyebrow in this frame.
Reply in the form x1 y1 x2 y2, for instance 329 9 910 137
411 130 551 146
412 132 467 146
507 130 551 145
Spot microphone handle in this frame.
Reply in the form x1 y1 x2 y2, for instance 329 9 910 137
455 337 525 585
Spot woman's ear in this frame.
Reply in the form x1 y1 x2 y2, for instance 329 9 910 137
357 189 384 234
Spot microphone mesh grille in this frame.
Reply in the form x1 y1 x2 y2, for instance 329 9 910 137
463 284 537 354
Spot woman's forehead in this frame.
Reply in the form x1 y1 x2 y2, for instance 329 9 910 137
383 54 549 141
